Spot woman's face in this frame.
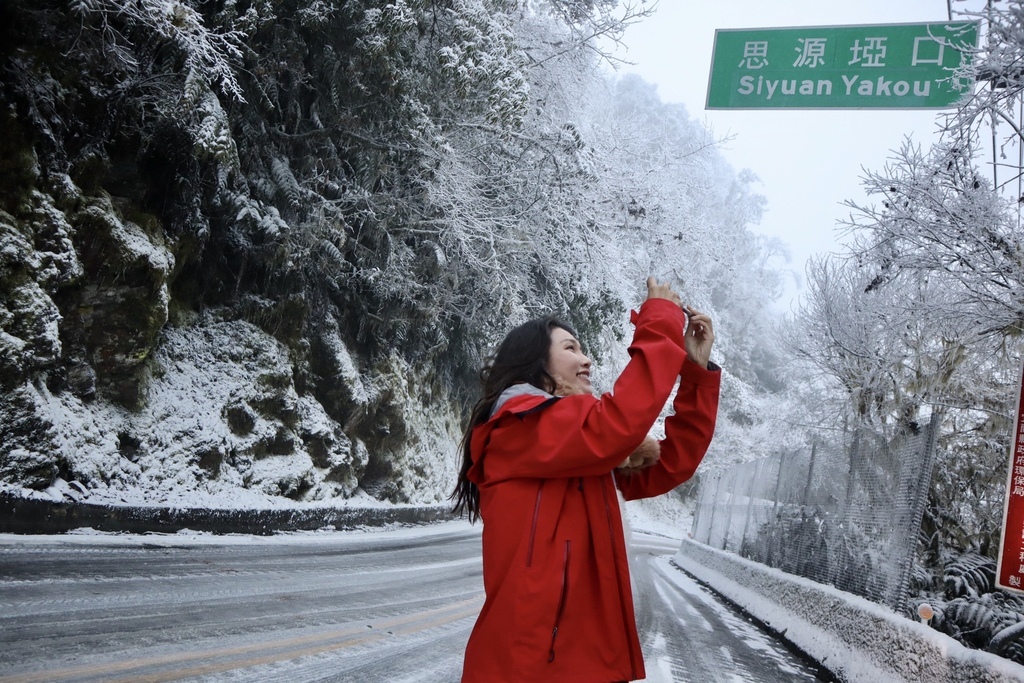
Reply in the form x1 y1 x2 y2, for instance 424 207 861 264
547 327 592 395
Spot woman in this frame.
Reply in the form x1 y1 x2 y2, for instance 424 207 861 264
453 277 721 683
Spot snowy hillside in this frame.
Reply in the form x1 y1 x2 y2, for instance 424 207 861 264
0 0 789 509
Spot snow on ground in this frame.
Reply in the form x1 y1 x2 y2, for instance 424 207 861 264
0 519 477 548
675 538 1024 683
651 555 821 681
0 478 398 510
6 501 1010 682
622 490 694 539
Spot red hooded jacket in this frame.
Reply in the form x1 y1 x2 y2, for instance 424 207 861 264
461 299 721 682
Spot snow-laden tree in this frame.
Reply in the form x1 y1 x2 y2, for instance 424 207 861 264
1 0 792 508
3 0 660 500
781 0 1024 657
842 137 1024 340
573 75 793 470
793 253 960 431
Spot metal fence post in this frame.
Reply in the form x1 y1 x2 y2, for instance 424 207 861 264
891 411 943 614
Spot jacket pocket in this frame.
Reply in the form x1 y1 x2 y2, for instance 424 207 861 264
526 480 544 568
548 540 571 663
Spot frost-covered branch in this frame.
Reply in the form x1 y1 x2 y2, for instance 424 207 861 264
72 0 246 101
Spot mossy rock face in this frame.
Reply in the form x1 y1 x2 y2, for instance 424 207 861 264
55 196 174 407
0 176 174 407
0 384 60 490
0 0 500 507
349 354 461 505
0 217 58 390
307 317 370 430
0 109 40 214
0 188 82 393
224 401 257 435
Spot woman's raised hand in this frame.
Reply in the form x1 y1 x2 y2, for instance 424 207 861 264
645 276 683 308
645 277 714 369
683 308 714 369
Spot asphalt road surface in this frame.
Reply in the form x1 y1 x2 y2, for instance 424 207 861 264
0 522 827 682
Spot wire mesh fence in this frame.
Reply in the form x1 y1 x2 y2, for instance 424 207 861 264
691 413 941 612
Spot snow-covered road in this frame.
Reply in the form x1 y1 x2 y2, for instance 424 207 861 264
0 522 826 682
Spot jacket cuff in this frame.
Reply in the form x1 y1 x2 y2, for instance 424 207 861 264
680 356 721 385
630 297 685 326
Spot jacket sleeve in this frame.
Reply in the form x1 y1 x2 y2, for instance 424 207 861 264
615 359 720 500
475 298 687 482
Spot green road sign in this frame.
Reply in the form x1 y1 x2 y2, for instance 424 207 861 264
706 22 979 109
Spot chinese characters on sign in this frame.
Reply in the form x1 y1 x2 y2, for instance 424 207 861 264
738 41 768 69
707 22 979 109
998 356 1024 594
793 38 827 68
849 37 887 67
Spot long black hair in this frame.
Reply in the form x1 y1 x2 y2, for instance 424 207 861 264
451 316 577 522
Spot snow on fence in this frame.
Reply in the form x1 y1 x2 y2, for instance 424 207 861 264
674 538 1024 683
691 414 940 614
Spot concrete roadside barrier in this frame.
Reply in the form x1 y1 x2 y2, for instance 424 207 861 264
675 537 1024 683
0 491 456 535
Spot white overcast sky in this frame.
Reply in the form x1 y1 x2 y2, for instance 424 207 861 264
606 0 970 311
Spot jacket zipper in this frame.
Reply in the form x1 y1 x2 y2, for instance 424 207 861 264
602 479 639 679
526 480 545 568
548 540 571 663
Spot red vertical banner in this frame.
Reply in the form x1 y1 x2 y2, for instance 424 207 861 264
997 357 1024 594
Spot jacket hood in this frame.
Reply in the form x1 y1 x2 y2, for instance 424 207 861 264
489 383 553 419
466 384 559 486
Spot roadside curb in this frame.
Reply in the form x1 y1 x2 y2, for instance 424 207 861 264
675 538 1024 683
0 492 457 535
667 557 840 682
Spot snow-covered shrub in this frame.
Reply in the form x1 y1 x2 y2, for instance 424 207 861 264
70 0 246 101
944 552 997 599
909 551 1024 665
932 590 1024 660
